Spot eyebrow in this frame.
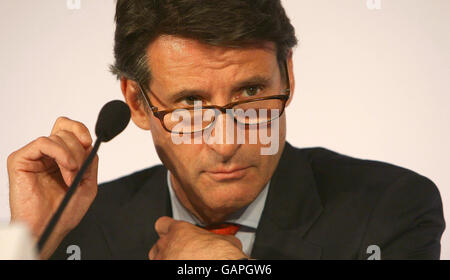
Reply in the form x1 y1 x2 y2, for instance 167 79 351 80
167 75 273 102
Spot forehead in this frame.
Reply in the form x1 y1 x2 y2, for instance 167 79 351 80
146 35 278 84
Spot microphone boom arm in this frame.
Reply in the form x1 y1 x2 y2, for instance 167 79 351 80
37 138 101 252
36 100 130 255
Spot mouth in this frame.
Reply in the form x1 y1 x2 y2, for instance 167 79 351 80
204 166 251 181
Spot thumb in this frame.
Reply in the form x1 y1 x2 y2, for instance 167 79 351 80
155 216 175 236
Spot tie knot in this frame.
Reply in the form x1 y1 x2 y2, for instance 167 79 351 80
205 223 240 235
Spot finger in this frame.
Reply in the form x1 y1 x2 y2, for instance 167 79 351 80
51 133 98 190
149 243 159 260
48 134 80 186
18 136 78 172
223 235 243 250
151 235 170 260
81 148 98 183
155 216 175 236
51 117 92 148
52 130 87 169
76 149 98 200
49 135 89 186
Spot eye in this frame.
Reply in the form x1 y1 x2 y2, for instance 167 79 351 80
180 95 203 106
242 85 263 98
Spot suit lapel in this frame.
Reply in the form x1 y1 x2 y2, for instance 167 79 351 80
99 166 172 259
251 142 323 259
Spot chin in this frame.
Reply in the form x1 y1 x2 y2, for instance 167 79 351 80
198 177 261 210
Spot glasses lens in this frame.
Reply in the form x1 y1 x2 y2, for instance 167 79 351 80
163 98 285 133
233 99 283 125
164 108 218 133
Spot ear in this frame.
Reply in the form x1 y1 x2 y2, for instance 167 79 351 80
285 50 295 107
120 78 151 130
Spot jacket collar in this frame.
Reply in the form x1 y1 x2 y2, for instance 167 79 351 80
99 166 171 259
251 142 323 259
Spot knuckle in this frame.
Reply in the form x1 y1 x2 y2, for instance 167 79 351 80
149 244 159 260
54 129 73 139
75 121 89 133
72 121 90 135
35 136 49 146
54 117 90 141
54 131 83 151
64 154 74 166
55 116 69 127
71 122 92 146
72 121 84 132
56 116 69 122
148 249 153 259
49 134 63 143
7 151 17 166
52 132 76 150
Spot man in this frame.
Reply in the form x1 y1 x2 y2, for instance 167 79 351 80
7 0 445 260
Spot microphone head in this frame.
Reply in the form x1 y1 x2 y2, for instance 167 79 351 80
95 100 131 142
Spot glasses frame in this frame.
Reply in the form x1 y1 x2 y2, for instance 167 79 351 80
137 60 291 134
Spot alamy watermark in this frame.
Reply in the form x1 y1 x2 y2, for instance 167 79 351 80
66 0 81 10
169 104 280 156
367 245 381 260
66 244 81 260
366 0 381 10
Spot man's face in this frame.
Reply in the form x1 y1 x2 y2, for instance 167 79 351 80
132 36 292 223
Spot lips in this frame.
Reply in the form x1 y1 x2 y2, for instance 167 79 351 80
204 166 250 181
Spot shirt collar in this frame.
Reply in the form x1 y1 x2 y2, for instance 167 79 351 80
167 170 269 229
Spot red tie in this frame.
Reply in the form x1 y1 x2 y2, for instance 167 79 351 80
205 223 240 235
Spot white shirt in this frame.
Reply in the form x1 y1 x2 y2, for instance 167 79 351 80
167 170 270 256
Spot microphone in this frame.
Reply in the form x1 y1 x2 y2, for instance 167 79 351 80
37 100 131 252
96 100 132 142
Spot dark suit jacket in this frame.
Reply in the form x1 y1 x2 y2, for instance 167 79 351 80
50 142 445 259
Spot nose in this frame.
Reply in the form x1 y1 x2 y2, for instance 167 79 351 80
205 112 241 161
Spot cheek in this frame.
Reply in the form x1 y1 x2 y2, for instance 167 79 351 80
151 125 203 176
150 118 177 168
278 115 287 144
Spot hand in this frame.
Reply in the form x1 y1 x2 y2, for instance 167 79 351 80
7 117 98 259
149 216 248 260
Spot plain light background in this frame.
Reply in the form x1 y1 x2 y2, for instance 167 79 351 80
0 0 449 258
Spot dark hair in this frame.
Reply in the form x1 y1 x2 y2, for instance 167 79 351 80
110 0 297 91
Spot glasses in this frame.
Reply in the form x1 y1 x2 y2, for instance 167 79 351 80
138 62 291 135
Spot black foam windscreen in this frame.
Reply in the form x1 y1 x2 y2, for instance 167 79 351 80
95 100 131 142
